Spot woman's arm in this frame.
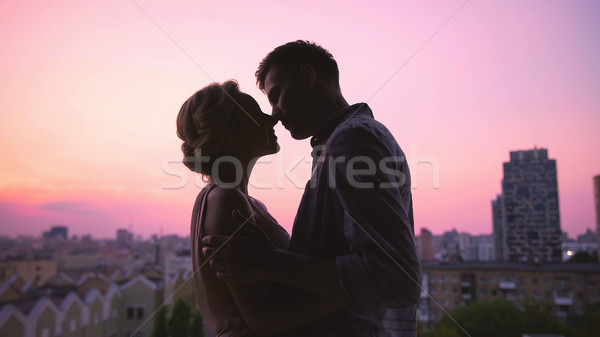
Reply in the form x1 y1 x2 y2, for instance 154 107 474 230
202 187 347 336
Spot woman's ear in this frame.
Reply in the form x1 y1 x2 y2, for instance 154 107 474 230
299 64 316 88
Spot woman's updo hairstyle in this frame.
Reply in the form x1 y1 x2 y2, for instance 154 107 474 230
176 80 241 176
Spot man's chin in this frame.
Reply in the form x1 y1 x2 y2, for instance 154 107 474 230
290 128 311 140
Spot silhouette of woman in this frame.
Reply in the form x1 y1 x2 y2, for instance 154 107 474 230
177 81 345 337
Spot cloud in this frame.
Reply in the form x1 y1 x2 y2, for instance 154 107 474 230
41 200 96 215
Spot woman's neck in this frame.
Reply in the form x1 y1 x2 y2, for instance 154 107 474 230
210 157 257 195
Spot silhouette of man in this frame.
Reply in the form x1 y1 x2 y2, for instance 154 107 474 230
204 40 421 337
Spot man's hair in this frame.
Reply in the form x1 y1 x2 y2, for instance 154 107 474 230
255 40 339 92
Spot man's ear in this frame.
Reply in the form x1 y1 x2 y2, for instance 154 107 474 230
299 64 316 88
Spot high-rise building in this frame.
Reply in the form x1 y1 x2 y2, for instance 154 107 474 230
418 228 435 261
492 195 505 260
42 225 68 240
116 229 133 247
492 148 562 262
594 175 600 260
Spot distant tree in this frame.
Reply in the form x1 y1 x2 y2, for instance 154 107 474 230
564 302 600 337
151 306 169 337
417 320 426 336
168 298 191 337
426 325 462 337
521 300 565 334
567 251 598 263
190 311 205 337
432 299 524 337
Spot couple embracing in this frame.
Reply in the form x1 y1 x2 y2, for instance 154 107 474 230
176 41 421 337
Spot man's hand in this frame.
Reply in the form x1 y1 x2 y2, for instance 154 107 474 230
202 210 277 282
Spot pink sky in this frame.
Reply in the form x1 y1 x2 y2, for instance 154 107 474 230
1 0 599 239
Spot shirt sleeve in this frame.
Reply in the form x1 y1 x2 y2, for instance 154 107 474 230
327 125 422 316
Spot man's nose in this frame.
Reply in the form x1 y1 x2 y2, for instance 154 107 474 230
271 106 282 120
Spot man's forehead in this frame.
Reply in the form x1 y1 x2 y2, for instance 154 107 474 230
265 65 290 91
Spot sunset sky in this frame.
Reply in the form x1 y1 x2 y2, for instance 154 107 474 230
1 0 599 239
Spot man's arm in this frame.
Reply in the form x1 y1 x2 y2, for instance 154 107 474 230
203 209 350 302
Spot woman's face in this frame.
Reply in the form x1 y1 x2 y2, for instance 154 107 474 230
230 92 279 160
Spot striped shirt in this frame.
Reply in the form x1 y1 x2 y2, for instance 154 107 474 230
284 103 422 337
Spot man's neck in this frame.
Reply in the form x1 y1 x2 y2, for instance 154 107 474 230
311 92 349 135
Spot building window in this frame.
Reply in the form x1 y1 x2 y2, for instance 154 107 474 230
491 276 497 284
533 291 540 299
443 299 449 307
532 277 538 285
518 277 525 285
479 276 486 284
453 276 458 284
519 290 526 298
70 319 77 332
441 275 448 284
555 277 569 289
430 287 437 295
443 287 448 295
453 287 459 295
544 277 551 285
545 291 552 300
431 276 437 283
479 290 486 297
127 306 145 320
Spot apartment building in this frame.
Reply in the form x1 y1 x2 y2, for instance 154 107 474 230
419 262 600 326
0 267 163 337
0 258 58 285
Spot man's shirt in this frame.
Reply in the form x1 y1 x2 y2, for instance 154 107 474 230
285 103 422 337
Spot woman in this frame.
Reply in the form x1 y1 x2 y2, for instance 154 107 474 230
176 81 346 336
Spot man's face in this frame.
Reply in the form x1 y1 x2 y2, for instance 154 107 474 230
264 65 314 140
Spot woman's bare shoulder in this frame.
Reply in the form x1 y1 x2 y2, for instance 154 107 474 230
203 186 253 236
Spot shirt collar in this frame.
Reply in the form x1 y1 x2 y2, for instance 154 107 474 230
310 103 373 148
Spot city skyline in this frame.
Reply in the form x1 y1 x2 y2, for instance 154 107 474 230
1 1 599 239
2 221 597 242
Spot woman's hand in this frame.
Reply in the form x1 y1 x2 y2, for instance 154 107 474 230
202 210 278 282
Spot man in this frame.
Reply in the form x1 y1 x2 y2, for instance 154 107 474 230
203 40 421 336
